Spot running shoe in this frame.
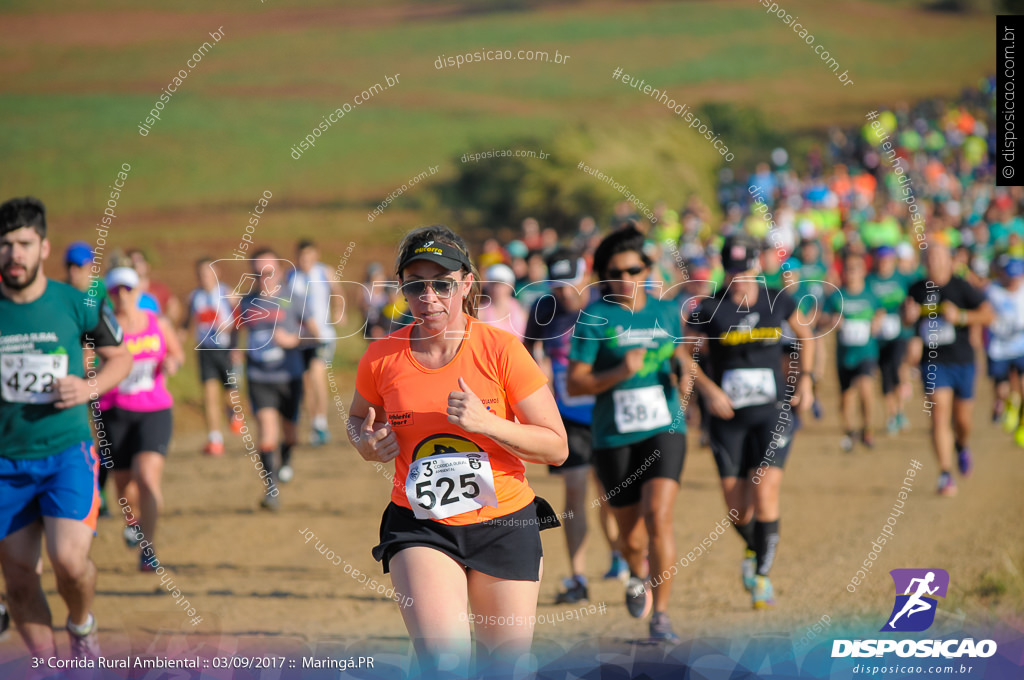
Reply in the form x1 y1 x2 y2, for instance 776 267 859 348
0 595 9 637
139 549 158 573
603 551 629 581
860 430 875 449
956 445 972 478
278 464 294 484
67 616 100 661
260 491 280 511
1005 405 1020 433
555 576 589 604
1016 426 1024 448
203 440 224 457
230 415 245 435
649 612 680 643
886 416 900 436
123 524 142 548
312 427 330 446
937 471 957 497
840 433 855 453
897 412 910 431
752 576 776 609
625 576 652 619
742 549 757 593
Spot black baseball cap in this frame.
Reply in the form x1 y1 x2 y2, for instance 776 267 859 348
398 239 472 274
721 233 762 273
545 248 583 284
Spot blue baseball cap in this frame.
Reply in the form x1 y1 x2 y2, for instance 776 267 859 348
1006 258 1024 278
875 245 897 259
65 241 93 267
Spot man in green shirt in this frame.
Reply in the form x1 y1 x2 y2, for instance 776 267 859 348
0 197 131 661
823 251 885 451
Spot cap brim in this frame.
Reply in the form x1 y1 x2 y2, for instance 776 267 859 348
400 252 465 273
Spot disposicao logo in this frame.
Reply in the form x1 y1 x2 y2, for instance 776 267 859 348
882 568 948 632
832 568 997 659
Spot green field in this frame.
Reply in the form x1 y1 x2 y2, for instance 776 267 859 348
1 0 993 235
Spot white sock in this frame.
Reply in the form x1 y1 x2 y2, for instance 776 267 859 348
209 431 223 444
313 415 327 430
68 613 95 636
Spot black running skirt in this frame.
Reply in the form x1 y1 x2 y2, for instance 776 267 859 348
372 496 560 581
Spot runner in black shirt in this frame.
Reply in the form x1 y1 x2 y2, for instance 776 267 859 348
904 242 993 496
687 233 815 609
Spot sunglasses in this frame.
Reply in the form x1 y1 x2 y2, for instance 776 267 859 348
607 265 647 278
402 278 460 299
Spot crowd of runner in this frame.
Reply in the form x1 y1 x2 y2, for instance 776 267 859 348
0 79 1011 670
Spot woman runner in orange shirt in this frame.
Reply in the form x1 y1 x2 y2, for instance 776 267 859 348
348 225 568 677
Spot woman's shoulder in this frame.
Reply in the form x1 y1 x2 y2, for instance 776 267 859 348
467 317 527 357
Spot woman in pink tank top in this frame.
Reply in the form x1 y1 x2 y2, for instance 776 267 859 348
102 267 184 572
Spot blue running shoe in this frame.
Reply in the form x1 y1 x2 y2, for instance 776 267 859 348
604 551 629 581
937 471 957 497
555 575 589 604
139 548 158 573
957 446 973 478
649 612 680 643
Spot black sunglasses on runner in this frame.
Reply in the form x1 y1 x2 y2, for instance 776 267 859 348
607 265 647 278
403 278 459 298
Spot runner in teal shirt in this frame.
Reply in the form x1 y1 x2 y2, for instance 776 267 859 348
570 296 683 449
823 252 884 451
567 224 694 644
866 245 913 433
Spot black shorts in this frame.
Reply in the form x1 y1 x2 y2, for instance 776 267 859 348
593 429 686 508
104 408 173 470
248 379 303 422
372 497 560 581
198 348 233 385
301 340 337 370
709 404 793 479
838 359 877 393
878 339 906 395
548 418 593 473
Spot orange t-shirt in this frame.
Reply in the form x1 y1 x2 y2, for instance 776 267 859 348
355 315 548 526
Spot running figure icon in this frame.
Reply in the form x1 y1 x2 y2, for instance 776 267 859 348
888 571 939 628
